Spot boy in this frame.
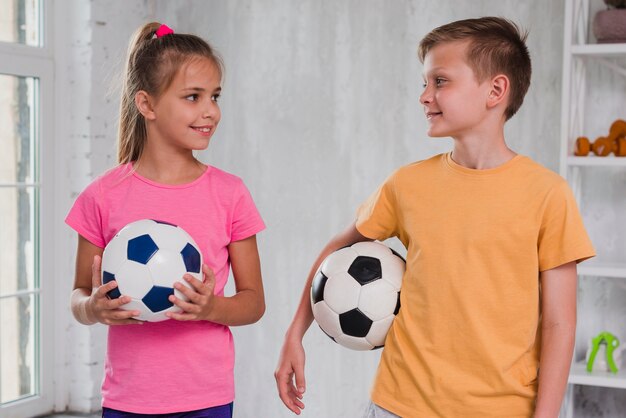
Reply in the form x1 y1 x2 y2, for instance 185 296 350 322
274 17 595 418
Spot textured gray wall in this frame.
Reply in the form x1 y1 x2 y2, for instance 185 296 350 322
152 1 567 417
55 1 626 417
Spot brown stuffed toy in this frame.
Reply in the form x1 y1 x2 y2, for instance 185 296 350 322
575 119 626 157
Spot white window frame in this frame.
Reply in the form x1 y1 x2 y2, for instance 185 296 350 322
0 1 55 416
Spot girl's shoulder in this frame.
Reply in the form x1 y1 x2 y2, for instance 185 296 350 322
204 165 247 189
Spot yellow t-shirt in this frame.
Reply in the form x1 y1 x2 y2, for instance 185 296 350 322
356 153 595 418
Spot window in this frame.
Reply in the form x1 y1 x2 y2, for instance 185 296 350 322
0 1 54 416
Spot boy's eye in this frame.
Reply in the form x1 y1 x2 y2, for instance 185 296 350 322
435 78 446 86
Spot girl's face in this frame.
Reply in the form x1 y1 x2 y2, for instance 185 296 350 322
419 41 492 139
148 57 222 153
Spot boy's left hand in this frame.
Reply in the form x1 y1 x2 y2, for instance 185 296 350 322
166 264 217 321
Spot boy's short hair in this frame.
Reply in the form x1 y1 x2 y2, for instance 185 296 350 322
418 17 531 121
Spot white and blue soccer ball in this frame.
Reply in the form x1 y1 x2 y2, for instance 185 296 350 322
101 219 203 322
310 241 405 351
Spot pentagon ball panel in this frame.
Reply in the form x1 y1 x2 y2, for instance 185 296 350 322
101 219 203 322
310 241 406 351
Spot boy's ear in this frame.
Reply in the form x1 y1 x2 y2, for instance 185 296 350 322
487 74 509 108
135 90 156 120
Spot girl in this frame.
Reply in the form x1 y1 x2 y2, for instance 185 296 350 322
66 22 265 417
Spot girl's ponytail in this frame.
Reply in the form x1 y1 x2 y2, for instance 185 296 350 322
117 22 161 164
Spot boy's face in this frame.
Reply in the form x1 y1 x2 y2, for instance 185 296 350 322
420 41 493 139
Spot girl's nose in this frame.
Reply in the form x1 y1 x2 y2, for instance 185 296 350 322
203 103 217 119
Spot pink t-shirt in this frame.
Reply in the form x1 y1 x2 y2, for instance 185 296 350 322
65 163 265 414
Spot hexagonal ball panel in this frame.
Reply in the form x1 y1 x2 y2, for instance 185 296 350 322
348 256 382 285
365 314 395 347
312 301 342 338
148 223 189 253
148 249 188 288
323 271 362 314
334 334 374 351
358 279 398 321
380 252 406 291
339 308 373 337
127 234 159 265
115 261 154 299
320 247 360 277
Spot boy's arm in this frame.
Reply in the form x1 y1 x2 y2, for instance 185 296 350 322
274 222 371 415
534 261 577 418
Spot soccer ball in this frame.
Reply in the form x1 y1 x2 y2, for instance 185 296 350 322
101 219 203 322
310 241 405 350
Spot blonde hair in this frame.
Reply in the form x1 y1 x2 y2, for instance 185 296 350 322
418 17 531 120
117 22 224 164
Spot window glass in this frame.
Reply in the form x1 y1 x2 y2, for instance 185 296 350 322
0 74 39 405
0 0 41 46
0 293 37 403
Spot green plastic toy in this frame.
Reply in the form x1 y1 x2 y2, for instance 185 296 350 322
586 331 620 374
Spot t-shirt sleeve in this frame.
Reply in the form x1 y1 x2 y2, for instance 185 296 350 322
230 180 265 242
65 180 106 248
355 172 399 241
537 180 595 271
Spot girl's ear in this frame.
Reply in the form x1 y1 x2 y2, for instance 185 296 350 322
135 90 156 120
487 74 509 109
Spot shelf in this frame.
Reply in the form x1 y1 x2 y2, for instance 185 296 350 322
578 262 626 279
569 362 626 389
571 43 626 57
567 156 626 167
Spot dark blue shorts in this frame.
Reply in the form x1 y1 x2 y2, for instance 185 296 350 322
102 403 233 418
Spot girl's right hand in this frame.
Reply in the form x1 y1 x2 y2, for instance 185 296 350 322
87 255 143 325
275 337 307 414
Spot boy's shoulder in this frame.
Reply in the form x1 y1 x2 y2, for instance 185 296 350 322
514 155 568 188
391 153 444 178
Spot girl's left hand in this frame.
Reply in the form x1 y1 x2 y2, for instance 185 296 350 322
166 264 217 321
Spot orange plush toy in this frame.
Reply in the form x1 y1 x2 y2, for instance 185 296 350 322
575 119 626 157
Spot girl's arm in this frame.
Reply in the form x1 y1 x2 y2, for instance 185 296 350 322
167 235 265 326
534 261 577 418
274 222 371 415
70 235 143 325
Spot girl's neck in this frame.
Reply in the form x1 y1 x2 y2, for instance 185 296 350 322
133 151 207 185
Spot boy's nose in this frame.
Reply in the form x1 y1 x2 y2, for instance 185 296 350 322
419 89 432 105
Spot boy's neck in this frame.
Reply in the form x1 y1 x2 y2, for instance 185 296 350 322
451 135 517 170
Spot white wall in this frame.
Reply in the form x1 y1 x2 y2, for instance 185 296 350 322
53 1 625 417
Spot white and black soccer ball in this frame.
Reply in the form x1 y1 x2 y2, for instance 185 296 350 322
101 219 203 322
310 241 405 351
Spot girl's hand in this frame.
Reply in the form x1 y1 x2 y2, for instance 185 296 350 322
167 264 217 321
87 255 143 325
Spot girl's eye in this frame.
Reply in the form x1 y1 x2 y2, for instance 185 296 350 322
211 94 220 102
185 94 199 102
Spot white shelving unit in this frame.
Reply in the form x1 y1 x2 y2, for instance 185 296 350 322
560 0 626 416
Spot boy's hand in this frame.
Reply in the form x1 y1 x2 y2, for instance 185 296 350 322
87 255 143 325
167 264 217 321
275 338 307 414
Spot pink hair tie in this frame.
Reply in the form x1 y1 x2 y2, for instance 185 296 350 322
155 24 174 38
